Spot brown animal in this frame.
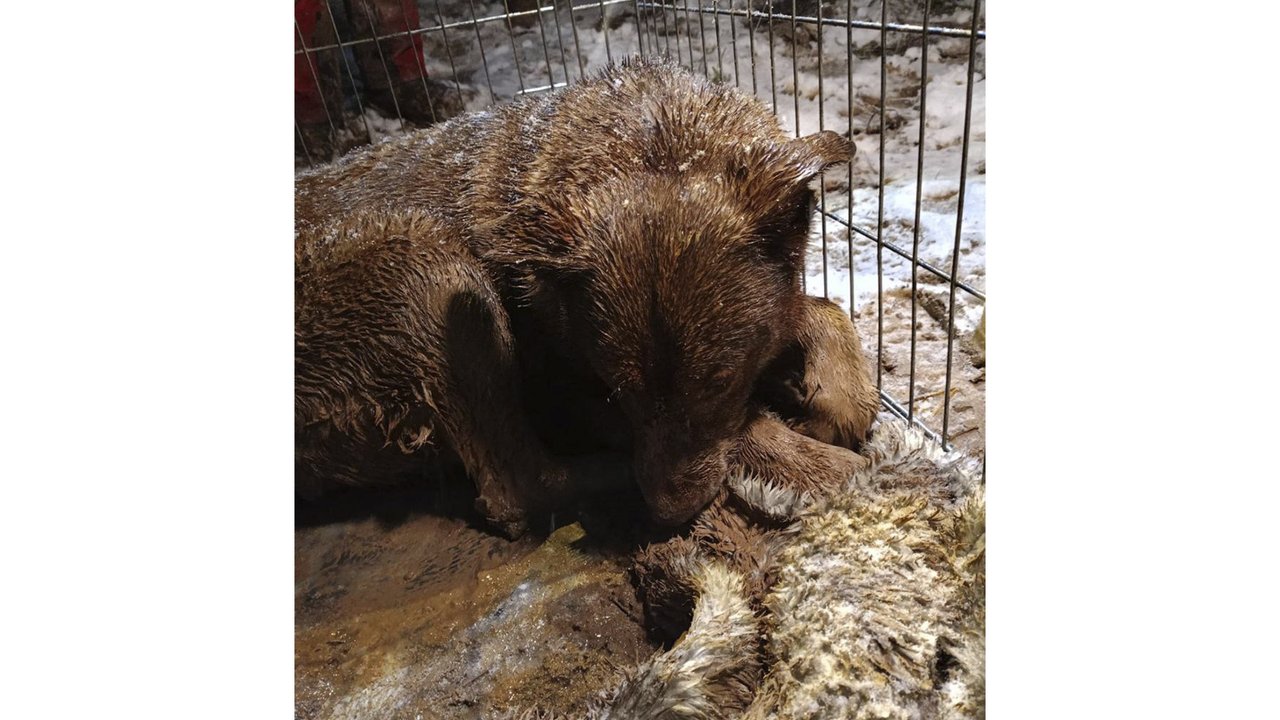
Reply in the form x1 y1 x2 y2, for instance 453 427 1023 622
295 56 879 536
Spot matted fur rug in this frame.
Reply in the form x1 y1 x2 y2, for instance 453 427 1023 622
514 415 986 719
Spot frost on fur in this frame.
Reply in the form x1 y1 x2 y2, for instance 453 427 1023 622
728 471 812 522
730 414 982 524
741 416 986 720
852 413 983 505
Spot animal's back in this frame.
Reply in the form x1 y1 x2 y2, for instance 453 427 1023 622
294 57 792 271
294 110 492 264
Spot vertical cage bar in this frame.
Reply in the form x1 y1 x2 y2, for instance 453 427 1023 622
696 0 710 78
789 5 804 294
561 0 587 81
641 0 657 57
548 0 574 83
907 0 931 421
319 6 376 144
726 0 740 88
746 2 758 98
294 20 339 139
790 1 800 137
817 0 827 299
296 121 316 167
656 2 668 58
683 0 697 71
601 0 615 62
941 0 981 447
670 2 680 64
431 0 468 108
501 0 529 95
766 3 778 113
846 0 855 316
398 1 442 124
534 2 562 88
634 0 649 57
358 0 409 131
875 0 887 392
649 1 663 58
657 1 667 57
710 0 725 84
466 0 497 104
664 1 675 58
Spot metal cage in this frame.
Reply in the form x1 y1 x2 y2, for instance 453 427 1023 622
294 0 986 454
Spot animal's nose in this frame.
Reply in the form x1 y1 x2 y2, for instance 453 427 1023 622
633 437 728 526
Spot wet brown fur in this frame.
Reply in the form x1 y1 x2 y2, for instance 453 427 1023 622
296 57 878 535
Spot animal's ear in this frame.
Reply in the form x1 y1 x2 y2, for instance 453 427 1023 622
747 131 855 269
785 130 855 185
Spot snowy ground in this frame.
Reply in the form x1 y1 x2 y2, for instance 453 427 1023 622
305 0 986 453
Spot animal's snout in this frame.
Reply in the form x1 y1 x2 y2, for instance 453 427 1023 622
633 431 729 526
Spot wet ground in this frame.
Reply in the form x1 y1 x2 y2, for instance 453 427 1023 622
856 285 986 461
295 481 659 719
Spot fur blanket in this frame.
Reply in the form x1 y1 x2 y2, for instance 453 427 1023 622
522 415 986 719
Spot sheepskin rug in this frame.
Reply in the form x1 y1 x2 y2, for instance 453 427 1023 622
738 418 985 720
518 415 986 719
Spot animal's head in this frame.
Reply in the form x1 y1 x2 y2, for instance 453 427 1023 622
542 130 854 524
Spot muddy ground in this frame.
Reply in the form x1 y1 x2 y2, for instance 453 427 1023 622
858 284 986 461
295 478 666 719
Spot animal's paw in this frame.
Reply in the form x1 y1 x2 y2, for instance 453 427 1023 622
788 297 880 451
733 412 869 499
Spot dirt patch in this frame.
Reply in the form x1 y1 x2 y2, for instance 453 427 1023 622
856 286 986 460
295 483 657 719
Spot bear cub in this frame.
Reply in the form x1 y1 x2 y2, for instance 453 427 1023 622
295 57 879 537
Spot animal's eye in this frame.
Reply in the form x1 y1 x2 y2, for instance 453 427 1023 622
710 367 736 384
692 366 737 394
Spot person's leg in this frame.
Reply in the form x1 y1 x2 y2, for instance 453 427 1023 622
345 0 466 125
295 0 344 163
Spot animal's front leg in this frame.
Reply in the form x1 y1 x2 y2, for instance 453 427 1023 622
794 296 880 449
435 281 632 538
729 412 869 501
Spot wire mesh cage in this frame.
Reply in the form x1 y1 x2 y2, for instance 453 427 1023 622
294 0 986 455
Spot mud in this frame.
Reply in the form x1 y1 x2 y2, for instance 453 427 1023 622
295 481 658 719
856 285 986 460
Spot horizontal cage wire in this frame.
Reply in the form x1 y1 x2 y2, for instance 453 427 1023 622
294 0 986 456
